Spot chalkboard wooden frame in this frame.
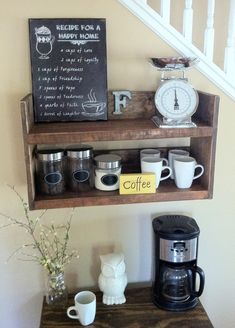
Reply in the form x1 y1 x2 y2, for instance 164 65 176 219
29 18 107 122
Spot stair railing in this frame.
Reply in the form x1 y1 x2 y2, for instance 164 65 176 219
118 0 235 100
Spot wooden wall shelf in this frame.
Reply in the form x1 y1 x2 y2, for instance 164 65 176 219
20 91 219 210
26 119 213 144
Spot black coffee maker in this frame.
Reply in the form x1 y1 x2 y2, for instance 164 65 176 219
152 215 205 311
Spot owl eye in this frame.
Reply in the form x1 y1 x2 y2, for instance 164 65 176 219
102 265 114 277
117 262 125 275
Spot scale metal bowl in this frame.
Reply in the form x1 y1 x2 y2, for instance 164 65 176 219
149 57 199 71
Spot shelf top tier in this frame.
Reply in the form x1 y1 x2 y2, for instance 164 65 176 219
21 91 219 144
27 119 213 144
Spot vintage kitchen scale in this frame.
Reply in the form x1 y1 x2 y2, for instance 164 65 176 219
150 57 199 128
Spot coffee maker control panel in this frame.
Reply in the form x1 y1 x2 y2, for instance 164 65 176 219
159 238 197 263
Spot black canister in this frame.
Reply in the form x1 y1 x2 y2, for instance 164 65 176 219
66 145 94 192
36 149 66 195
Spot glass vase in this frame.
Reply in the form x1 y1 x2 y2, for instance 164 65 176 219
45 271 68 305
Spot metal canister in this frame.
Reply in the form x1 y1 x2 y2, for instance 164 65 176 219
36 149 66 195
94 154 122 191
66 145 94 192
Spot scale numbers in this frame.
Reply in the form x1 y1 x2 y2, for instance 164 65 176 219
155 79 198 121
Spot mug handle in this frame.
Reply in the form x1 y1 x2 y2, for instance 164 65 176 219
67 306 79 320
190 266 205 297
162 158 169 166
193 164 204 180
160 166 172 181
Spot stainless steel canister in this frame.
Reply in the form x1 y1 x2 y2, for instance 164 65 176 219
66 145 94 192
36 149 66 195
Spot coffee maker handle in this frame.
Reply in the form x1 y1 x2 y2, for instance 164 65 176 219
191 266 205 297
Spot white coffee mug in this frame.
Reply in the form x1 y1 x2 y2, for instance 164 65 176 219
168 149 190 179
140 149 168 165
174 156 204 189
67 291 96 326
141 156 172 188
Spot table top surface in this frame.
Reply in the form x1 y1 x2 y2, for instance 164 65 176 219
40 286 213 328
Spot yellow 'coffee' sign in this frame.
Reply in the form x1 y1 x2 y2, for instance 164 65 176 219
119 173 156 195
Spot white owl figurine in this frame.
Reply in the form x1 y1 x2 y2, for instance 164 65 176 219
98 252 128 305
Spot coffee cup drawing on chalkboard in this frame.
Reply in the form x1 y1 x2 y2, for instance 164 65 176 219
82 89 106 117
35 26 55 59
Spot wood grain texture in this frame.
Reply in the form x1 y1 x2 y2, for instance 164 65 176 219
33 185 208 210
191 93 219 198
20 95 36 209
21 93 215 145
193 91 219 126
40 287 213 328
108 91 156 119
20 90 219 210
26 119 213 144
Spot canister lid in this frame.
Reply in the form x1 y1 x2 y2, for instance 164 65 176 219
66 145 93 159
37 149 64 162
152 215 200 240
94 154 121 170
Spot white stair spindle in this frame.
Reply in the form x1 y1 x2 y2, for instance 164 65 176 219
204 0 215 61
160 0 171 24
118 0 235 100
183 0 193 43
224 0 235 78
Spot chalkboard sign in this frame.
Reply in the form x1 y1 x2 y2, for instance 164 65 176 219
29 18 107 122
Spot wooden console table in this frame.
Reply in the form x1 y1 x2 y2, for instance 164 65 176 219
40 287 213 328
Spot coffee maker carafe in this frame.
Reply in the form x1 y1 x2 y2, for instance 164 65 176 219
152 215 205 311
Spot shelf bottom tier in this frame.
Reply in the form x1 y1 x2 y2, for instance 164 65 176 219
32 183 209 209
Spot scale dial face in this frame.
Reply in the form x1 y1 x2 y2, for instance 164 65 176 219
154 79 198 121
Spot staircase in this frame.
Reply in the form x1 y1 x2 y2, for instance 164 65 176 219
118 0 235 100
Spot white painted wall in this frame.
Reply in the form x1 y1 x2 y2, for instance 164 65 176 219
0 1 234 327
